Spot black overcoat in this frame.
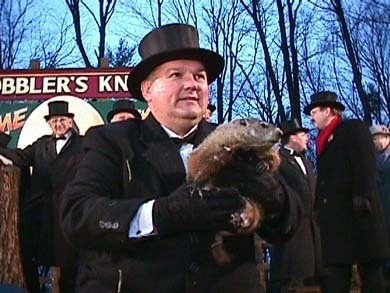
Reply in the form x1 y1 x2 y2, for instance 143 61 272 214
0 131 83 265
271 147 323 280
315 119 388 265
60 115 301 293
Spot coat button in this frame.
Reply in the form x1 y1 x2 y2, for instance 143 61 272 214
112 222 119 229
323 198 327 204
105 221 112 229
189 262 199 273
99 220 105 229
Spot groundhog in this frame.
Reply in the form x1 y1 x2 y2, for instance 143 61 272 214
187 118 282 265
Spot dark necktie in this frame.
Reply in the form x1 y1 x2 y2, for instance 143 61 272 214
55 136 66 140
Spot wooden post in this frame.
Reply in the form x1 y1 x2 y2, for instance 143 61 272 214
30 59 41 69
0 165 26 289
100 57 110 68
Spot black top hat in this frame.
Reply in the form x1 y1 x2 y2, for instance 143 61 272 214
207 104 216 112
280 118 309 137
44 101 74 121
106 99 142 122
0 132 11 148
127 23 225 101
304 91 345 115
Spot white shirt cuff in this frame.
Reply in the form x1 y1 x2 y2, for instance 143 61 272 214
128 199 156 238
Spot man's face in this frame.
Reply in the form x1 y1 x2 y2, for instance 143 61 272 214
289 131 310 153
310 106 331 130
111 112 137 123
372 134 390 152
48 115 73 137
141 59 209 134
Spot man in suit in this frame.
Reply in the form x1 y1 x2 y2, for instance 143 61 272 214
106 99 142 123
269 118 323 292
305 91 388 293
59 23 301 293
0 100 83 293
370 125 390 292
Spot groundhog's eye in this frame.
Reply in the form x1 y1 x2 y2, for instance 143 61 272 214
260 122 268 128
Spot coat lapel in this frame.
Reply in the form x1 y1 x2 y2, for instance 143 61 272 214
138 116 216 194
139 116 186 193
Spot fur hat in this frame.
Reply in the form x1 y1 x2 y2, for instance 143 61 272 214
280 118 309 137
127 23 224 101
44 101 74 121
106 99 141 122
0 132 11 148
304 91 345 115
369 125 390 136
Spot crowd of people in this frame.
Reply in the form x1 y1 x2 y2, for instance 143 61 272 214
0 23 389 293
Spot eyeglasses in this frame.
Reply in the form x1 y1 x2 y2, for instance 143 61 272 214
48 117 70 125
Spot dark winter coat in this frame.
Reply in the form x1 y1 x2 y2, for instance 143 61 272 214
0 131 83 265
315 119 388 265
271 147 323 280
376 148 390 243
60 115 301 293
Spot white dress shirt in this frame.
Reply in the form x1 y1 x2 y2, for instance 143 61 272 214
284 146 307 175
55 131 72 154
128 125 198 238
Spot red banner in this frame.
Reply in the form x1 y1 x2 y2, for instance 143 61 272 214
0 67 133 100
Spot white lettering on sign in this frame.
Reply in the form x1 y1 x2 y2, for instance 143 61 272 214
99 75 127 92
75 76 88 93
0 73 129 96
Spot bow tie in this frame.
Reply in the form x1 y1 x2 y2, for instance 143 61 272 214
284 147 302 157
55 136 67 141
292 151 303 157
170 131 197 147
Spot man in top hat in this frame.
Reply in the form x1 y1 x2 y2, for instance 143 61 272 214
269 118 323 293
370 124 390 290
0 100 83 292
305 91 387 293
107 99 142 123
60 23 301 293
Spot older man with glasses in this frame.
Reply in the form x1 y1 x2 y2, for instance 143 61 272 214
0 100 83 293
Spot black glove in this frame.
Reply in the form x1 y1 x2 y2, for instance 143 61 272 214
215 150 285 221
352 197 372 216
153 184 245 235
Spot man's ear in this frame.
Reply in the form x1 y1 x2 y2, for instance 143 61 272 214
141 81 152 102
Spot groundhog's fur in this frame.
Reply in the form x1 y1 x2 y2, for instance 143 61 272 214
187 118 282 265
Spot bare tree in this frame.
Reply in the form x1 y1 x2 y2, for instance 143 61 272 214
106 38 136 67
240 0 286 122
65 0 118 67
0 0 33 69
357 0 390 124
29 15 79 68
330 0 372 124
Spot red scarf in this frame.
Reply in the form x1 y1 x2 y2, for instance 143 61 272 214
316 116 342 156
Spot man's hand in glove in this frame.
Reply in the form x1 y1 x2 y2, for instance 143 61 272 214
215 150 286 221
353 197 372 216
153 184 245 236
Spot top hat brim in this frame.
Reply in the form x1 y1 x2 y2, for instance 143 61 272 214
44 113 74 121
282 127 309 137
127 48 224 101
107 108 142 122
303 101 345 115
